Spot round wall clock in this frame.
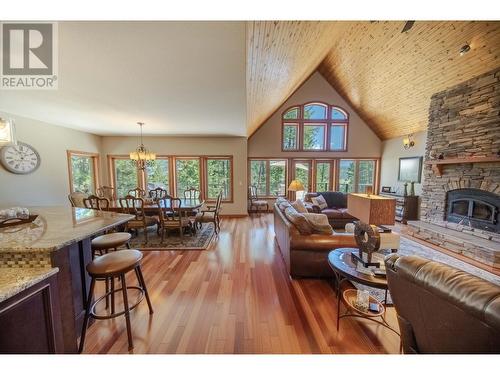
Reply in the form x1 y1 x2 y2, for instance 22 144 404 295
0 142 41 174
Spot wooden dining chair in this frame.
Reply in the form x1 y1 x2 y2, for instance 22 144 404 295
157 196 192 241
128 187 146 198
248 185 269 213
96 186 116 201
148 187 168 201
195 190 223 234
119 195 158 243
83 195 110 210
68 192 88 208
183 188 200 200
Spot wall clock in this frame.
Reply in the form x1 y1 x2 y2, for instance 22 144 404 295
0 142 41 174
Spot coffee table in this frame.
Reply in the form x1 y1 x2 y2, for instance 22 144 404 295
328 248 400 337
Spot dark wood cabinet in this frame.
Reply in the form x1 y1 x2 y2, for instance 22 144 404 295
0 273 63 353
379 193 419 224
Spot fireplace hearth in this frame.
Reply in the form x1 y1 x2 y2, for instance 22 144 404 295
446 189 500 233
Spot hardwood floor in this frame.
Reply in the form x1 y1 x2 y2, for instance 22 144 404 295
82 214 400 354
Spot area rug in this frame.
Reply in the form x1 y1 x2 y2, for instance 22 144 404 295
355 236 500 303
128 223 215 250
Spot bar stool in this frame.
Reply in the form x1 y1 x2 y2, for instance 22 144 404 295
91 232 132 258
78 249 154 352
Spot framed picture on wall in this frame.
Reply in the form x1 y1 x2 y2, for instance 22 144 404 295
398 156 423 183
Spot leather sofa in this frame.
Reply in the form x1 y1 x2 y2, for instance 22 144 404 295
273 200 357 278
304 192 357 229
385 254 500 353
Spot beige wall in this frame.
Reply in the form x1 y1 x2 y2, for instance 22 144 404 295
380 131 427 196
248 72 382 158
101 136 248 215
0 113 102 207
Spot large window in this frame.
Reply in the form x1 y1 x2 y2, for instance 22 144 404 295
146 158 169 192
339 159 376 194
315 161 332 191
249 159 287 197
175 158 201 197
112 158 139 198
282 102 348 151
206 157 232 200
67 151 99 194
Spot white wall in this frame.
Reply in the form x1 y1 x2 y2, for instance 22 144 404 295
380 131 427 196
101 136 248 215
0 113 102 207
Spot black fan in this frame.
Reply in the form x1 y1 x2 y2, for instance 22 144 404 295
401 21 415 33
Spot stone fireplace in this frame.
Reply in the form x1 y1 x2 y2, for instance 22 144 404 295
407 67 500 267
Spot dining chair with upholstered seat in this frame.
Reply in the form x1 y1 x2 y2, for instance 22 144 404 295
96 186 116 201
83 195 110 210
119 195 158 243
157 196 192 241
183 188 201 216
248 185 269 213
148 187 168 201
128 187 146 198
68 192 89 208
195 190 223 234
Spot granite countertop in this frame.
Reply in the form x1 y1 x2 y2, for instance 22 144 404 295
0 206 133 253
0 267 59 303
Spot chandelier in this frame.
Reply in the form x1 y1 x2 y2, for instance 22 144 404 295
129 122 156 170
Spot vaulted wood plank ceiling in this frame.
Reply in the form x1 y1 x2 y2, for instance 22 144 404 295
246 21 347 135
247 21 500 140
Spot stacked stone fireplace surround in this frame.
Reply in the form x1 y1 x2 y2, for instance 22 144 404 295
407 68 500 268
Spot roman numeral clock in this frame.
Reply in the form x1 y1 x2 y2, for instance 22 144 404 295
0 142 41 174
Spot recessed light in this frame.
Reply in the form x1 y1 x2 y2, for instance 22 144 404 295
459 43 471 56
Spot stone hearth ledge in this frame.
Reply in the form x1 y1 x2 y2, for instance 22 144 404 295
0 267 59 303
0 206 134 253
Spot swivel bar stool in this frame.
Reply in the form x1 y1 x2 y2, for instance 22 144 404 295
78 249 154 352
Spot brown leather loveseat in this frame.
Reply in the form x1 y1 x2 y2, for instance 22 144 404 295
385 254 500 353
304 192 357 229
274 199 356 278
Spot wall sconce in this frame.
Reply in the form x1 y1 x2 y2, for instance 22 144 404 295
403 134 415 149
0 118 17 146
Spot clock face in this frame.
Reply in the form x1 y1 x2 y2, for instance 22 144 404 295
0 142 41 174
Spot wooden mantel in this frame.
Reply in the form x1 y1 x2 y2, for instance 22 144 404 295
425 156 500 176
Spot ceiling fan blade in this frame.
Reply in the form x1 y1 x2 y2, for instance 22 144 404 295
401 21 415 33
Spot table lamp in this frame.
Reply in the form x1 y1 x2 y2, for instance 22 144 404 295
288 180 305 199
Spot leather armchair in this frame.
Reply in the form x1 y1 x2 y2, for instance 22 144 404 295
274 203 356 278
385 254 500 353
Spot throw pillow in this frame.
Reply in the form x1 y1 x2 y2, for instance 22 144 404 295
302 213 334 235
284 206 313 235
291 199 308 214
311 195 328 210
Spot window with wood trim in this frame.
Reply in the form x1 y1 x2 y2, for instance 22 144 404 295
67 150 99 194
205 157 233 201
175 158 201 198
338 159 376 194
281 102 349 152
110 157 139 198
145 158 170 193
249 159 287 197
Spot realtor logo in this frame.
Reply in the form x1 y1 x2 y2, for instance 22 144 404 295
1 22 58 89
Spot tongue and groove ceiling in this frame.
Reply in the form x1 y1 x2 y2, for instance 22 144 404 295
247 21 500 140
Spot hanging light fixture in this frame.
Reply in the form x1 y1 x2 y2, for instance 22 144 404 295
129 122 156 170
403 133 415 149
0 118 17 146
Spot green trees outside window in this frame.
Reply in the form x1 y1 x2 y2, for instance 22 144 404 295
146 159 169 192
339 160 375 194
250 159 286 197
70 155 95 194
303 125 326 150
114 159 138 198
207 158 231 200
315 162 330 191
175 159 200 197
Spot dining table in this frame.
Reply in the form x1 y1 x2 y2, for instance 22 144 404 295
106 197 205 215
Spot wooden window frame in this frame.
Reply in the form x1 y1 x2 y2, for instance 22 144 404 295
248 158 288 198
281 102 349 152
204 156 234 203
107 155 141 195
282 123 300 151
336 158 380 193
173 157 203 199
67 150 100 194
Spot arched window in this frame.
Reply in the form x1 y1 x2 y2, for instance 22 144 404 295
282 102 348 151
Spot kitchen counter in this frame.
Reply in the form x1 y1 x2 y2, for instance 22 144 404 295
0 267 59 303
0 206 134 253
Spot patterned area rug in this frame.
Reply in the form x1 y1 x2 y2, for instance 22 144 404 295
355 236 500 303
128 223 215 250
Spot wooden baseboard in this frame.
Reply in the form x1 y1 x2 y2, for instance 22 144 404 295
220 214 248 218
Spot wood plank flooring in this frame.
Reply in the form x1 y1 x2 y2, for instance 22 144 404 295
82 214 400 354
